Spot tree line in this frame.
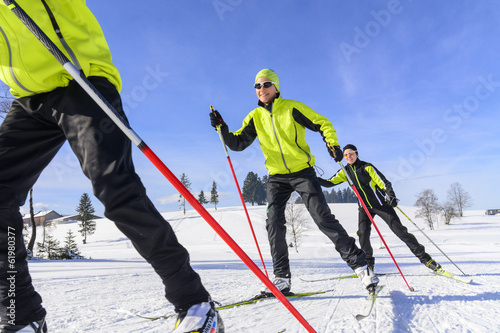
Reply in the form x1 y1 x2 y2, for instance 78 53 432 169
178 171 364 212
322 187 357 203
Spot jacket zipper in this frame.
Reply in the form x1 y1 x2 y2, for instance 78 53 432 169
351 165 373 209
270 113 291 174
41 0 82 70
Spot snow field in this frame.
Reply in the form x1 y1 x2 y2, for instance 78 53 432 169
28 204 500 332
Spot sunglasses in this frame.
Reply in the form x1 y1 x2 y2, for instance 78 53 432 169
254 81 275 89
344 151 357 157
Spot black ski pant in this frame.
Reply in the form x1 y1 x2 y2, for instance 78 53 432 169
266 167 366 278
0 77 209 326
358 205 431 266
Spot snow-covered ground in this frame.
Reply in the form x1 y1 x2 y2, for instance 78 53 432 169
27 204 500 332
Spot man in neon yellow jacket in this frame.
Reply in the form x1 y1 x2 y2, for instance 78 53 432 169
210 69 378 294
0 2 222 332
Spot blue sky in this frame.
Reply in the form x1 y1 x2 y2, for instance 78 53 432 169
10 0 500 217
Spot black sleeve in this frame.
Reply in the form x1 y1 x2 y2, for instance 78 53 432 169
219 118 257 151
318 177 335 188
369 164 396 197
292 108 322 132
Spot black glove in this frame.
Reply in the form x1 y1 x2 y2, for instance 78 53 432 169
387 196 399 207
318 178 335 188
210 110 224 128
327 144 343 162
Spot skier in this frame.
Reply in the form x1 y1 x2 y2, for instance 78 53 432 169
0 2 222 332
319 144 441 273
209 69 378 295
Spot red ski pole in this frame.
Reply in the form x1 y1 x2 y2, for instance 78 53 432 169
210 105 269 278
5 1 317 330
334 156 414 291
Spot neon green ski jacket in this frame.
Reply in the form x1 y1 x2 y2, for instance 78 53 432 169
327 159 395 209
0 0 121 97
220 95 339 175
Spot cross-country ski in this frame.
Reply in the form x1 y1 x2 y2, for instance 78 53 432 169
433 268 473 284
300 272 398 283
355 285 385 321
217 290 334 310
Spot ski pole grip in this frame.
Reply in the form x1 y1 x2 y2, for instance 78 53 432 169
5 0 70 66
210 105 223 131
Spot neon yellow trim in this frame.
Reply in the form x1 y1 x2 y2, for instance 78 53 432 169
353 165 373 209
7 4 16 9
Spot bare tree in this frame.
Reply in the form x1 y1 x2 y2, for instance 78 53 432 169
415 189 441 230
1 84 13 118
442 201 458 225
26 188 37 256
285 192 309 253
447 182 472 217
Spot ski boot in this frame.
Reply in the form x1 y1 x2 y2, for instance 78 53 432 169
0 317 47 333
173 301 224 333
355 266 379 291
426 259 442 272
260 277 291 295
366 257 375 273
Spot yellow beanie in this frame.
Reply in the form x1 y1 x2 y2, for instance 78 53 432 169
255 69 279 92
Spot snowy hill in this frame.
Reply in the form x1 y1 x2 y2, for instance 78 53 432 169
28 204 500 332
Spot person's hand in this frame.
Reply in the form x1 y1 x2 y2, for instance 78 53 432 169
327 144 343 162
387 196 399 207
210 110 224 128
318 178 335 188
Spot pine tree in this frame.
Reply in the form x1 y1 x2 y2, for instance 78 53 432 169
210 181 219 210
61 230 82 259
336 189 342 203
36 241 47 259
178 173 192 215
45 234 62 260
323 190 331 203
346 187 357 203
256 175 266 205
242 171 260 206
76 192 96 244
198 190 209 206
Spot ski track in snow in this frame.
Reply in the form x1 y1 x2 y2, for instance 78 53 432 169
26 205 500 332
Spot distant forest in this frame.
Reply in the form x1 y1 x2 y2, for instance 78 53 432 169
295 187 358 204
